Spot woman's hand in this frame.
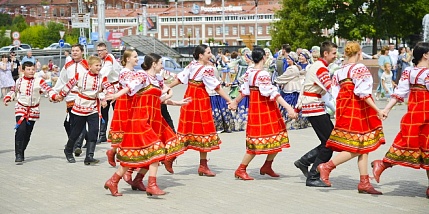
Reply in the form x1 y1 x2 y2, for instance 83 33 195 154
228 100 238 110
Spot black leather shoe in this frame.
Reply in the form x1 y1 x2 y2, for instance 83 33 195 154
294 160 309 177
64 149 76 163
306 178 331 187
84 157 100 165
15 154 24 164
74 148 82 157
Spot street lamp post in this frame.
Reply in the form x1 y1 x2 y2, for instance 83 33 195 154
175 0 179 47
255 0 258 46
222 0 225 45
188 31 191 57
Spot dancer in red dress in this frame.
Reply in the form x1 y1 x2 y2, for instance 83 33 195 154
167 44 233 176
104 52 190 197
317 42 385 194
229 47 297 180
372 42 429 198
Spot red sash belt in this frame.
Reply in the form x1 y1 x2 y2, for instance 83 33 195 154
16 102 39 128
78 93 96 100
303 92 321 98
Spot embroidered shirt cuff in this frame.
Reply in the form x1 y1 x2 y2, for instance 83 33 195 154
391 94 404 102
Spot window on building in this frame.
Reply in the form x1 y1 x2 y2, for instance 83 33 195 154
29 8 35 16
233 42 237 46
233 27 237 35
172 28 176 37
125 3 131 9
208 27 213 36
128 29 132 36
116 3 122 9
180 28 184 36
107 4 112 9
266 26 271 34
195 28 200 37
224 26 229 35
257 26 262 35
134 3 139 9
216 27 221 35
60 8 65 17
71 7 77 14
241 26 245 35
186 17 192 21
52 8 57 17
164 28 169 37
249 26 254 34
206 17 213 22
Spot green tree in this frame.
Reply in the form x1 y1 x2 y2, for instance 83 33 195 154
0 29 12 47
0 14 12 27
42 22 66 46
11 15 28 32
271 0 326 51
307 0 429 51
20 25 47 49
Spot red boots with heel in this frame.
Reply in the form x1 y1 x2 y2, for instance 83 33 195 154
371 160 392 183
146 176 166 196
358 175 382 195
260 160 279 177
198 159 216 176
234 164 254 180
104 173 123 197
317 160 336 186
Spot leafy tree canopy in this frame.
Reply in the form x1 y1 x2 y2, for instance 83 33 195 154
271 0 325 51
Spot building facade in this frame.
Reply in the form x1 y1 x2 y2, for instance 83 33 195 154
1 0 280 48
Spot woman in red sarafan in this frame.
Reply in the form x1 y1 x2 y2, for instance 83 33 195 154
167 44 233 176
372 42 429 198
106 49 138 168
229 47 297 180
104 52 190 197
317 42 385 194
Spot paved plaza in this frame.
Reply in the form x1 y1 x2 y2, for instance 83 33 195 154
0 85 427 214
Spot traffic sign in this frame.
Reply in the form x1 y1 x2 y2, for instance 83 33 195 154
59 39 65 48
71 13 90 28
59 31 65 39
12 31 20 40
13 39 21 47
79 36 87 46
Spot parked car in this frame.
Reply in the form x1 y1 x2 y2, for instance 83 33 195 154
8 43 32 50
134 55 183 74
0 46 25 54
44 42 72 50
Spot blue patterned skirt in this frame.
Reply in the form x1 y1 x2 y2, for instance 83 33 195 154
232 96 249 131
210 95 235 133
279 91 310 130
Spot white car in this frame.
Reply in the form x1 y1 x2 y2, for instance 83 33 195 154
0 46 25 54
44 43 71 50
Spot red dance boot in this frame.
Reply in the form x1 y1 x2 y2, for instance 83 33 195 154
106 149 116 167
371 160 392 183
357 175 383 195
317 160 336 187
146 176 166 196
260 160 280 177
198 159 216 177
131 172 146 191
164 157 176 174
123 168 134 186
104 173 123 197
234 164 254 180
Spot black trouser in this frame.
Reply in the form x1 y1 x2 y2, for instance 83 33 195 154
306 113 334 179
64 107 75 137
100 100 115 126
161 104 175 132
15 116 35 157
65 113 99 153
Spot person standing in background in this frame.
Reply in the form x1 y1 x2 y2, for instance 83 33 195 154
8 51 20 81
388 43 399 81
